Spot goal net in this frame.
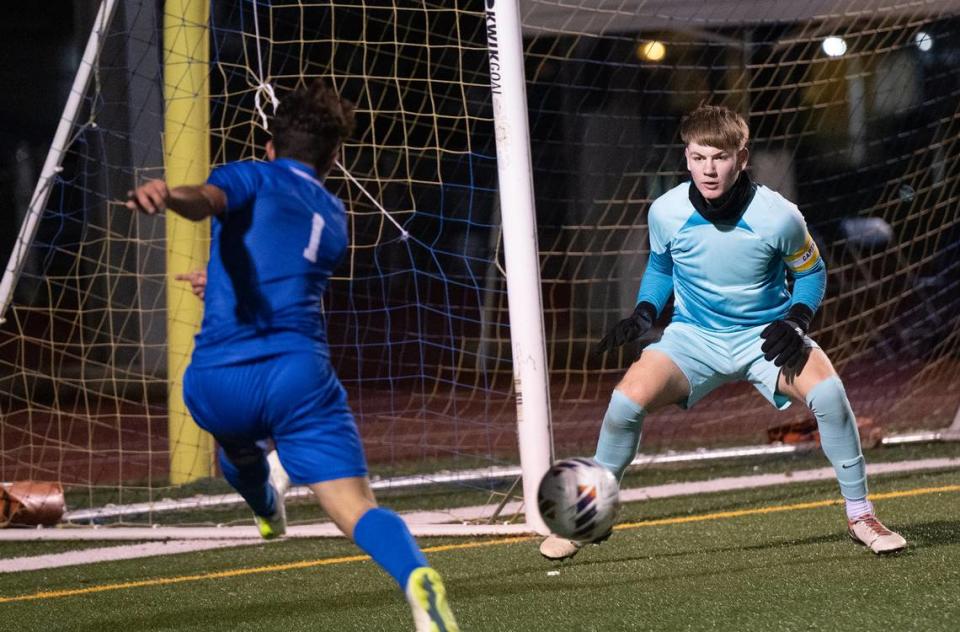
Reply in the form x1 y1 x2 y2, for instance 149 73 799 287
519 1 960 458
1 1 527 531
2 0 959 532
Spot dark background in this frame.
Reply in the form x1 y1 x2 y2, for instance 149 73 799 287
0 2 101 270
1 2 958 488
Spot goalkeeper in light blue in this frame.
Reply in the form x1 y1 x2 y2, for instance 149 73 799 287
126 80 458 632
541 105 905 560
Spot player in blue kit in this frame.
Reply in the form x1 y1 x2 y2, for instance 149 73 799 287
126 80 459 632
541 105 906 560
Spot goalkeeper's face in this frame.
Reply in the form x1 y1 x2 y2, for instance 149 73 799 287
685 142 748 201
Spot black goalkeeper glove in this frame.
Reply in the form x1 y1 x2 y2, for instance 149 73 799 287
760 304 814 370
596 301 657 354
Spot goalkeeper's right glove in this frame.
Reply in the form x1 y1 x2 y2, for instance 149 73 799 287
595 301 657 354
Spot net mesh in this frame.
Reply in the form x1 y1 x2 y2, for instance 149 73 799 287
209 3 518 468
522 1 960 455
1 0 959 524
0 1 513 522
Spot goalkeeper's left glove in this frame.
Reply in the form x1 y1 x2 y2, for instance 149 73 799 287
760 304 814 370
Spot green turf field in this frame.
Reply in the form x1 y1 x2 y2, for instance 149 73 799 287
1 453 958 631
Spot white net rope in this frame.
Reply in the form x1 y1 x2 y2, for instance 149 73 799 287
1 1 958 524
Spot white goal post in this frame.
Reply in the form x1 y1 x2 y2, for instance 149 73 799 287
485 0 555 536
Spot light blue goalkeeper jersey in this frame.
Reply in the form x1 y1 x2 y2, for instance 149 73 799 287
639 181 825 332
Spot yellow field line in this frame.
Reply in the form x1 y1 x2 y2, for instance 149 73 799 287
2 484 957 605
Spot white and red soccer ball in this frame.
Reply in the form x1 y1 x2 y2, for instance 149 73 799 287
537 457 620 542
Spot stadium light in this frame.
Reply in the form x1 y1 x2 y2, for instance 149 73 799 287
821 36 847 57
637 40 666 62
915 31 933 52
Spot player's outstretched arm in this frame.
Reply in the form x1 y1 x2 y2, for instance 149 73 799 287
125 180 226 221
595 301 658 354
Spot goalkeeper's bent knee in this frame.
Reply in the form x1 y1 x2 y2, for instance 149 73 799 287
594 389 647 481
805 376 867 500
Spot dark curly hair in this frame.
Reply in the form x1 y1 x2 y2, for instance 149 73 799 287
270 79 355 171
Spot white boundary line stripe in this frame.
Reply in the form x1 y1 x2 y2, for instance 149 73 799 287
60 464 528 522
401 456 960 523
0 540 261 574
0 522 535 543
53 444 819 522
4 457 958 543
620 456 960 501
7 457 959 542
57 435 957 522
0 456 956 575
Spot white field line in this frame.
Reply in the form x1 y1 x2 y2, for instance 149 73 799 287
1 539 261 573
56 434 957 523
619 456 960 501
58 444 806 523
399 456 960 524
0 457 956 573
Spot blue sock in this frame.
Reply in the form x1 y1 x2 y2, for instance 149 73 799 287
218 447 276 518
353 507 428 589
594 389 647 481
806 376 868 500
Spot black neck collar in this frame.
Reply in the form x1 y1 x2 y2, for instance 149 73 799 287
688 172 756 223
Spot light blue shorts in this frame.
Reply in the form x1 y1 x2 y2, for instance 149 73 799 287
645 321 819 410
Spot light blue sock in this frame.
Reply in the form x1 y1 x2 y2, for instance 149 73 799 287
594 389 647 481
806 376 868 501
353 507 429 590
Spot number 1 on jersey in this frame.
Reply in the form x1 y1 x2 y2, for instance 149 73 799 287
303 213 325 262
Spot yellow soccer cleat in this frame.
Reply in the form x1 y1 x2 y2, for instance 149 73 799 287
254 450 290 540
254 508 286 540
405 567 460 632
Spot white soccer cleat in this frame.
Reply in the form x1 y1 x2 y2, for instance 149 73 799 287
539 526 612 561
539 534 583 561
405 567 460 632
848 514 907 554
255 450 290 540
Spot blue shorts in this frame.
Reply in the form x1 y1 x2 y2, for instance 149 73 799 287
645 321 819 410
183 353 367 485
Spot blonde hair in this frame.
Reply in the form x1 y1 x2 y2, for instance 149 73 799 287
680 105 749 151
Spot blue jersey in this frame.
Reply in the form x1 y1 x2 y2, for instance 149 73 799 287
190 158 348 367
639 182 824 331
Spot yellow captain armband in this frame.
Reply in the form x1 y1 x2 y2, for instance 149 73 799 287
784 234 821 273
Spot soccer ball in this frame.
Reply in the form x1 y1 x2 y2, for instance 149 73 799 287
537 457 620 542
